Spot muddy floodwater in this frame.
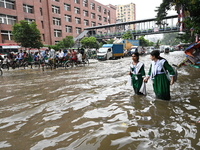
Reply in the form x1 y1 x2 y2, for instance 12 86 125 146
0 51 200 150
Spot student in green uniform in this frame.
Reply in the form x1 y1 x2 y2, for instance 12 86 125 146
144 50 175 100
129 52 146 95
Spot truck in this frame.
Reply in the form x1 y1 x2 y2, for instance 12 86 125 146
121 40 140 50
97 44 124 60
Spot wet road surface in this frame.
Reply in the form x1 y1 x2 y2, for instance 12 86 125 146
0 51 200 150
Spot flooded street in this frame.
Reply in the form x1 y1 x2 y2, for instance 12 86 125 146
0 51 200 150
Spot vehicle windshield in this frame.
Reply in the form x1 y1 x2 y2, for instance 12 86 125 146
98 48 108 53
131 48 137 52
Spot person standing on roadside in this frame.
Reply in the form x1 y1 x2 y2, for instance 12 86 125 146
129 52 146 95
143 50 175 100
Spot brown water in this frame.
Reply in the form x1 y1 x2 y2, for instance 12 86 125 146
0 51 200 150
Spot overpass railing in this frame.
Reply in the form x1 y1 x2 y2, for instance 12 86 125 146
90 26 180 39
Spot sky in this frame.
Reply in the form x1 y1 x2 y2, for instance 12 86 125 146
95 0 177 20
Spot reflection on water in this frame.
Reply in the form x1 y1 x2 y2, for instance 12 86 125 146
0 51 200 150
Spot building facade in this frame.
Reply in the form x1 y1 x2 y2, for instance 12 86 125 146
0 0 116 45
116 3 136 30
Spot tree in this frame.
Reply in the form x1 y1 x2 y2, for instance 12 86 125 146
80 37 97 48
106 39 115 44
155 40 161 49
99 42 104 48
56 36 74 49
137 36 152 47
49 45 60 51
155 0 200 42
122 31 133 40
161 33 181 45
12 20 43 49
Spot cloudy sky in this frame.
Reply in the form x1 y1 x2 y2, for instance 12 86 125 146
96 0 177 20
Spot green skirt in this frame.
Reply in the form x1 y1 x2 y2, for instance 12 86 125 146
131 74 143 95
152 74 171 100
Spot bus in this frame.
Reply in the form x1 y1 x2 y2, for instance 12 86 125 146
0 44 21 54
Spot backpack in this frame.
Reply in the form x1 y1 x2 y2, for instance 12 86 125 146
162 65 178 82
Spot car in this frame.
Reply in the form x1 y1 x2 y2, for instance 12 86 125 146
146 47 155 54
164 47 170 53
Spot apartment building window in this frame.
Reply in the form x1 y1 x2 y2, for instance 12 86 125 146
55 41 59 44
66 25 72 33
76 27 81 34
83 0 87 7
103 17 107 22
74 0 79 4
64 3 71 11
90 2 95 10
64 4 71 11
54 29 61 37
103 8 107 14
25 18 35 24
91 13 95 19
52 5 60 14
0 0 15 9
1 30 13 40
74 7 80 14
75 17 81 24
53 0 59 2
98 23 102 26
40 8 43 16
83 10 88 17
98 15 101 21
0 14 16 25
53 17 61 26
84 20 88 26
23 4 33 13
42 34 45 41
41 21 44 29
65 15 71 22
91 22 96 27
97 6 101 12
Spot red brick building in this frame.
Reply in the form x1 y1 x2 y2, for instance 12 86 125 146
0 0 116 45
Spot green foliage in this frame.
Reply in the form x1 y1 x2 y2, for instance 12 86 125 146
161 33 182 45
80 37 97 48
155 0 200 42
106 39 115 44
56 36 74 49
137 36 153 47
12 20 43 49
49 45 60 51
122 31 133 40
149 41 154 46
99 42 103 48
155 40 161 49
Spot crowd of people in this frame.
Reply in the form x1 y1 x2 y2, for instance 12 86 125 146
0 47 87 68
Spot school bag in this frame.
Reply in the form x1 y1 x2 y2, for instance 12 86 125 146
162 65 178 82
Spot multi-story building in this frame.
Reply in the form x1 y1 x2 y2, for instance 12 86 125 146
0 0 116 46
116 3 136 30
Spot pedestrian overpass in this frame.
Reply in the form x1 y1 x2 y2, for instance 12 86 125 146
74 14 180 42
